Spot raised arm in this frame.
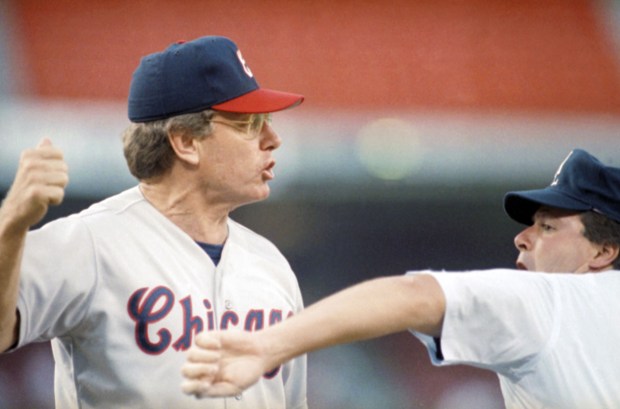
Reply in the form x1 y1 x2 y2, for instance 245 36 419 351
0 139 68 352
181 273 445 397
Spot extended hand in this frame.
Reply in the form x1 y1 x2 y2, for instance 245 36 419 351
1 139 68 232
181 331 268 398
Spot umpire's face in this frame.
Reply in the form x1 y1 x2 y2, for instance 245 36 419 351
513 206 604 274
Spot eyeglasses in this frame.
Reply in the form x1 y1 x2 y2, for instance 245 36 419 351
210 113 272 139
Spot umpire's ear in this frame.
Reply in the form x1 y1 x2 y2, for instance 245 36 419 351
589 243 620 272
168 131 200 166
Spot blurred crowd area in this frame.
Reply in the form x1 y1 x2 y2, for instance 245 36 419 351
1 0 619 408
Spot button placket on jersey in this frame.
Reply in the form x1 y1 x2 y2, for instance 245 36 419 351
212 232 230 331
213 261 225 331
213 244 244 405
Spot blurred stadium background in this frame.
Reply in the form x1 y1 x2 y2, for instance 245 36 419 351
1 0 619 408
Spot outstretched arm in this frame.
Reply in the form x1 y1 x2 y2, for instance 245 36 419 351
0 139 68 352
181 273 445 397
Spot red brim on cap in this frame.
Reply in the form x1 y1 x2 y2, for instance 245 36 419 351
212 88 304 113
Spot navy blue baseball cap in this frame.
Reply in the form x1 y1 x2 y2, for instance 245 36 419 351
128 36 304 122
504 149 620 225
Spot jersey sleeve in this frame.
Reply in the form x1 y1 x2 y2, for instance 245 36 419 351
16 215 98 347
409 269 559 379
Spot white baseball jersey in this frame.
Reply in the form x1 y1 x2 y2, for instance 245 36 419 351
409 269 620 409
15 186 308 409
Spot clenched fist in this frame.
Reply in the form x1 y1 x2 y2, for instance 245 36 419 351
1 138 69 233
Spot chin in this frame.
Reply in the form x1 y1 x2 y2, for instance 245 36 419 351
257 186 271 200
246 186 271 204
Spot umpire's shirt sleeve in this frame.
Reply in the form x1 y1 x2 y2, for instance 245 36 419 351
406 269 557 379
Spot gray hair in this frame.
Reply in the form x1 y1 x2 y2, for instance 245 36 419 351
122 109 215 180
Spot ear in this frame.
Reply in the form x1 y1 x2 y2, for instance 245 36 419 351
168 131 200 166
589 243 620 271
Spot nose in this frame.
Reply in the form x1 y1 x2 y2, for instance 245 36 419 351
514 225 533 252
259 122 282 151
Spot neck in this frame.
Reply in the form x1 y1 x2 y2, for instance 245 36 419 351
139 179 230 245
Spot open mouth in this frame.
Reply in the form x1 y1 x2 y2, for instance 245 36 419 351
263 161 276 179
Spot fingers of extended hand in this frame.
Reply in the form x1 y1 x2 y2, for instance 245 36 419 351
181 335 229 398
180 378 208 398
181 377 242 399
182 344 221 381
181 360 219 380
181 359 222 397
186 345 221 365
181 378 240 399
195 332 222 349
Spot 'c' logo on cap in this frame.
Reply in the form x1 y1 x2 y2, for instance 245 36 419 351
236 50 254 78
551 150 574 186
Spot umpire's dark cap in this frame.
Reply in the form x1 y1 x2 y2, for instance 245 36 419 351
504 149 620 225
128 36 304 122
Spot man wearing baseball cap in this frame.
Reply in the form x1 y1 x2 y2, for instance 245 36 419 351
182 149 620 409
0 35 307 408
127 36 303 120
